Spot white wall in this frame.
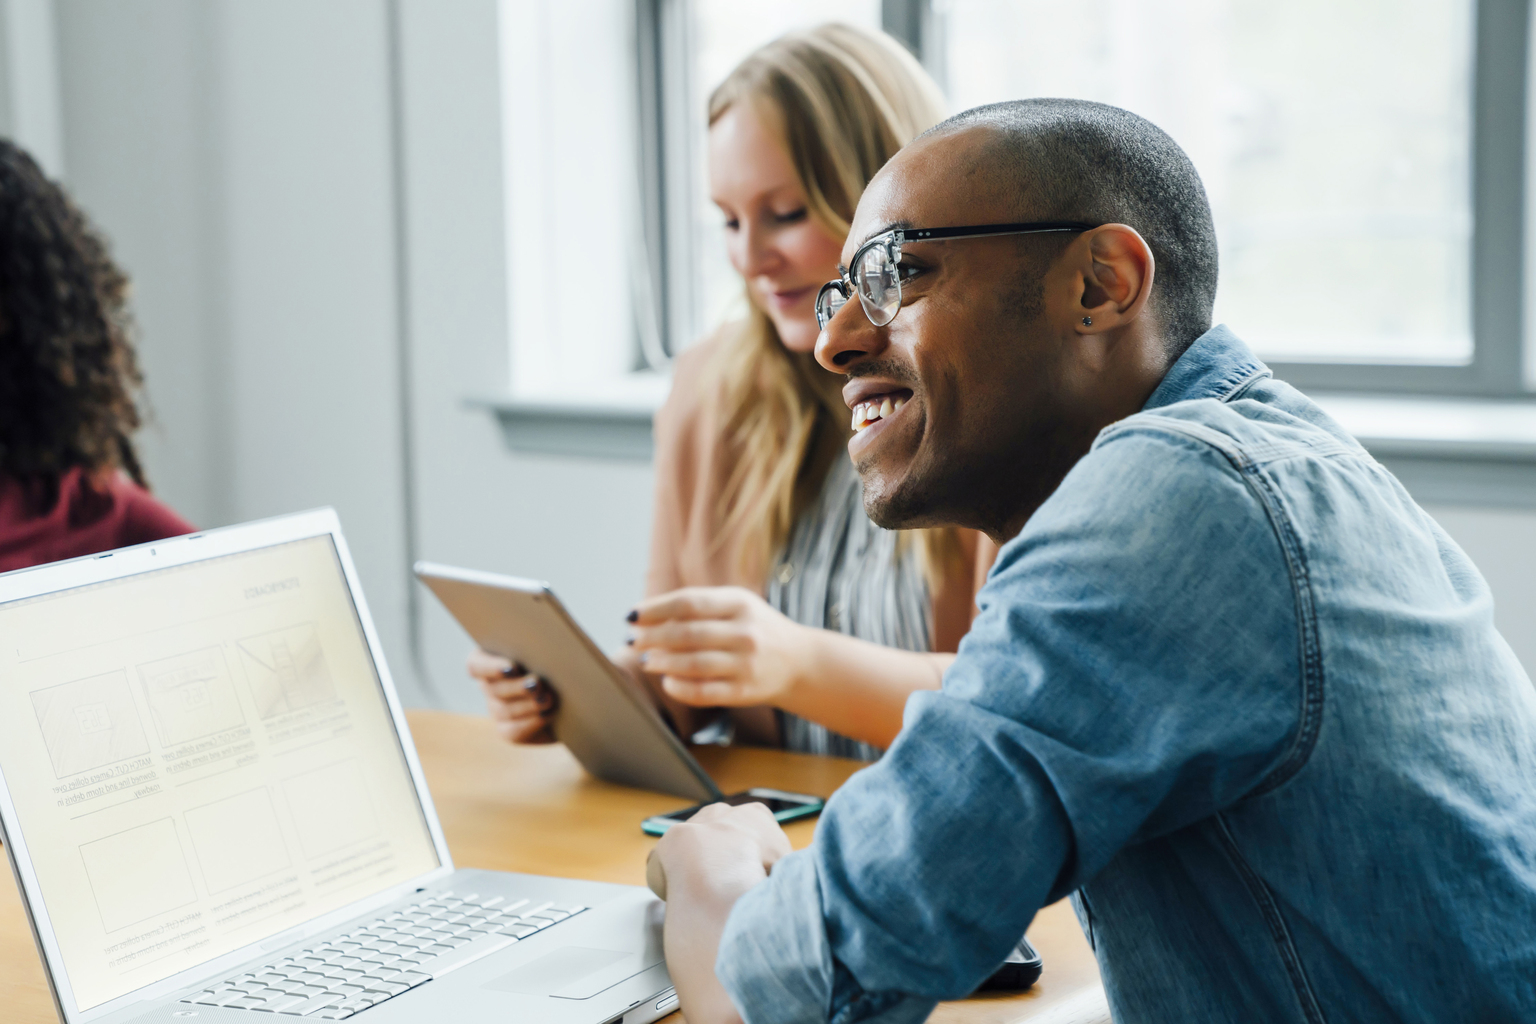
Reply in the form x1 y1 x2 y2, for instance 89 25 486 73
394 0 655 711
48 0 654 712
54 0 420 702
22 0 1536 717
1423 504 1536 675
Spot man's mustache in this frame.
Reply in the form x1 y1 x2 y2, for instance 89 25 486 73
844 358 920 390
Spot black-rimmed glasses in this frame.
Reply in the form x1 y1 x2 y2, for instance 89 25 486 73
815 221 1096 330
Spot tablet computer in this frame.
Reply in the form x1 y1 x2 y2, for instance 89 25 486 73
414 561 723 802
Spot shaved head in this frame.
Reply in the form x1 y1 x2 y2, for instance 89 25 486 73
927 99 1219 355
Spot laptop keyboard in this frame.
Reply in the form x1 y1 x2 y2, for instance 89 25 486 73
181 890 586 1019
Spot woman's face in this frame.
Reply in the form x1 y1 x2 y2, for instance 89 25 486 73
708 103 845 353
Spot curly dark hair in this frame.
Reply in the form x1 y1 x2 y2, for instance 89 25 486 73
0 138 148 515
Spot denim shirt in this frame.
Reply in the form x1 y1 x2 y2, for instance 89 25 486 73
716 326 1536 1023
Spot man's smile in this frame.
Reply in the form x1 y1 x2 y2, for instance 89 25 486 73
849 391 911 432
841 374 917 456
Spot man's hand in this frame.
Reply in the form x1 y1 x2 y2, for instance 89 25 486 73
629 586 813 708
649 802 794 1024
648 800 793 898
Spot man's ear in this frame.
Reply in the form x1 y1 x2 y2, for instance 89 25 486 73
1073 224 1154 332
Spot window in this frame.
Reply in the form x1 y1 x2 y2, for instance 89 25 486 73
641 0 884 358
944 0 1475 369
499 0 670 408
924 0 1529 395
498 0 882 406
499 1 1529 409
640 0 1530 396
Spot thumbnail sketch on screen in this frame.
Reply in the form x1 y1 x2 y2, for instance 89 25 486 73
80 818 198 933
138 647 246 747
185 788 291 895
237 624 337 718
31 671 151 779
282 760 378 860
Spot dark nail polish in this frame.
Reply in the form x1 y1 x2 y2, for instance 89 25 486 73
625 609 638 623
522 678 540 692
500 665 516 677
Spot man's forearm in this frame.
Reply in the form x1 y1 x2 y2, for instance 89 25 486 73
664 874 751 1024
658 827 774 1024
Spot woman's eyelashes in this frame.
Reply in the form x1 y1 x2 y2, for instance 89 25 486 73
720 207 807 232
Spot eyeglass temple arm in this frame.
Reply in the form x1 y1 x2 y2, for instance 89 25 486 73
902 221 1097 243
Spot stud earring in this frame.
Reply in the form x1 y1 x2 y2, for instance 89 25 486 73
1082 316 1092 326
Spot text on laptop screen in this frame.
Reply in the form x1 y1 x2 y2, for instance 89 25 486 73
0 535 440 1012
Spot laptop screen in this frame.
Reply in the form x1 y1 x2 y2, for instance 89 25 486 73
0 534 441 1012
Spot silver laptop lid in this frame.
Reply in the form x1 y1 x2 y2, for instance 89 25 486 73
0 508 453 1023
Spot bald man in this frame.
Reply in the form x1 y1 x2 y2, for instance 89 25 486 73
650 99 1536 1024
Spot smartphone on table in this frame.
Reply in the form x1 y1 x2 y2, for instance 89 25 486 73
641 788 824 835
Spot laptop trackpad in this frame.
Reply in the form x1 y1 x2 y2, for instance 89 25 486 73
485 946 663 1000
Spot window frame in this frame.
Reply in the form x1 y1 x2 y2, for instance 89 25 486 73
1264 0 1529 396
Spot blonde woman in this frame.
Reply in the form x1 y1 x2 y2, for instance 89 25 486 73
471 23 996 759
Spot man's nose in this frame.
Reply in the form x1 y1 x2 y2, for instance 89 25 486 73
815 302 886 372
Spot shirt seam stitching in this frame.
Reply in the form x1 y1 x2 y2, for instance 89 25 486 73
1217 363 1272 403
1094 417 1326 795
1213 813 1330 1024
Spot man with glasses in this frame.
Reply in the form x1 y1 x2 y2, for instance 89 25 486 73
651 99 1536 1024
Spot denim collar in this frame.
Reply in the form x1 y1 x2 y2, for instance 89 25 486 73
1142 324 1272 412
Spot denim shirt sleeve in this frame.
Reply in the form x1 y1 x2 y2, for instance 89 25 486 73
716 423 1305 1024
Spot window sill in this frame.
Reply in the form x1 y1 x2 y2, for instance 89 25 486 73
469 376 668 460
1311 392 1536 506
469 388 1536 504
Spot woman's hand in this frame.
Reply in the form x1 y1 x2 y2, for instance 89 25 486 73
466 648 559 744
628 587 812 709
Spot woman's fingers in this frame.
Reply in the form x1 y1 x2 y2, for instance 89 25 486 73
660 676 754 707
467 648 518 681
485 684 558 744
468 650 560 746
631 586 754 625
639 649 742 681
486 691 539 722
629 618 754 654
483 673 551 701
488 679 558 713
493 714 556 744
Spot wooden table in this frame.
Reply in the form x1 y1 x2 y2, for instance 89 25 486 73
0 710 1107 1022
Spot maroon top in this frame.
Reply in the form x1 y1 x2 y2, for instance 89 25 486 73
0 467 196 573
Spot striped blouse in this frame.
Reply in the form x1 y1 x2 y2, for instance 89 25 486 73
766 456 931 761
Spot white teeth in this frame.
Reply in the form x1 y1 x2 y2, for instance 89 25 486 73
850 396 909 433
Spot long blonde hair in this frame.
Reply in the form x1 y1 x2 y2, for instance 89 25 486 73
704 23 961 586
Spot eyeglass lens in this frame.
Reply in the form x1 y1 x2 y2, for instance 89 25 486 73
856 241 901 327
816 283 848 330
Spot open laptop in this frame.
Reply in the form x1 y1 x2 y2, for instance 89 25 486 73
0 509 677 1024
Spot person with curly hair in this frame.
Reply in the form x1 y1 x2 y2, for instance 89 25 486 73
0 138 193 572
